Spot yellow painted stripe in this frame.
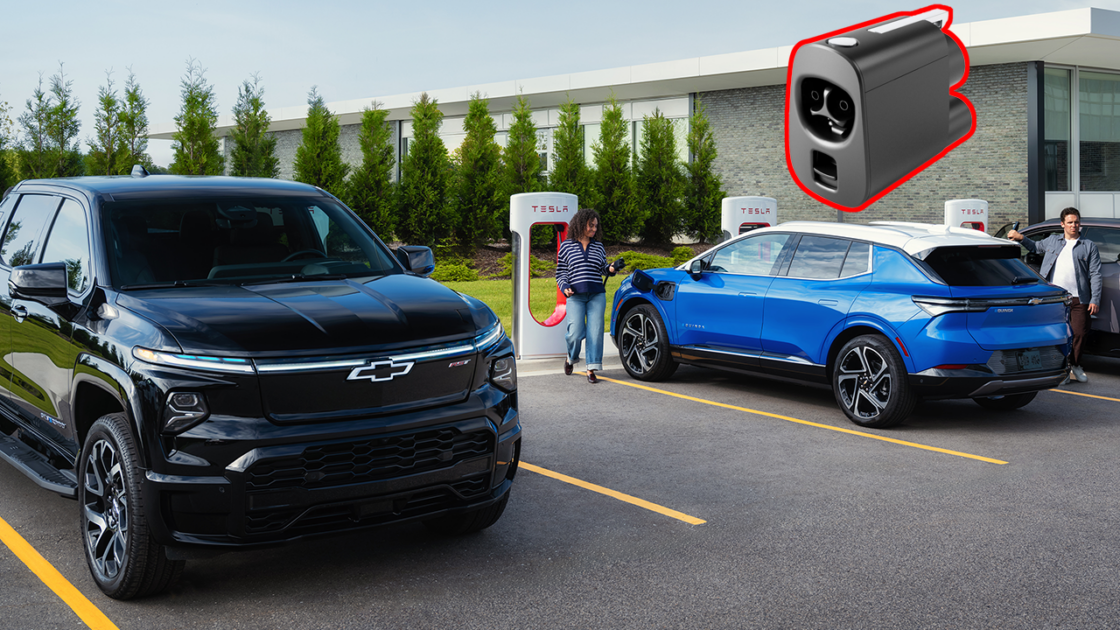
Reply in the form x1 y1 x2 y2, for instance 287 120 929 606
521 462 706 525
1048 388 1120 403
599 376 1008 465
0 515 119 630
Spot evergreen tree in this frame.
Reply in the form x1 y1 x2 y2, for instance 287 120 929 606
170 59 223 175
683 97 726 243
0 91 16 191
229 75 279 178
503 93 542 199
344 102 396 237
17 74 51 179
86 70 125 176
550 97 592 208
450 93 503 248
637 109 685 244
119 69 152 171
46 63 83 177
593 94 642 243
293 86 348 194
397 92 450 247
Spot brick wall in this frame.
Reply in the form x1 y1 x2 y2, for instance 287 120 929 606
703 62 1031 231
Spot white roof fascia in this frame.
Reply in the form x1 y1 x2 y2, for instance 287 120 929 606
151 7 1120 140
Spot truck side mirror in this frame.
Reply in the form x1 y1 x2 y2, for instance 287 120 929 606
10 262 70 307
395 246 435 277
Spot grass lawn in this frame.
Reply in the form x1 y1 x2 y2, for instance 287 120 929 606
442 275 626 335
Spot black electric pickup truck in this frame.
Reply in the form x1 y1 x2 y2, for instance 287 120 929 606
0 174 519 599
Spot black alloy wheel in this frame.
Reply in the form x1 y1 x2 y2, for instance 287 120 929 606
619 304 678 381
79 413 183 599
833 335 916 428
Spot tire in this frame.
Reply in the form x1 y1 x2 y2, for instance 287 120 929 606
424 492 510 535
973 392 1038 411
78 413 184 600
618 304 678 381
832 335 916 428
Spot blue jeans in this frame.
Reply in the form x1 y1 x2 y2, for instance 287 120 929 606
565 292 606 371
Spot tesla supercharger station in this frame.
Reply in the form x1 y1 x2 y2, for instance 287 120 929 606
945 198 988 232
721 196 778 242
510 192 578 360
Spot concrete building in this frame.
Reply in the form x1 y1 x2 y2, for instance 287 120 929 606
150 7 1120 231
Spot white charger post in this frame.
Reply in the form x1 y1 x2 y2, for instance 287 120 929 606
509 192 578 360
721 197 778 242
945 198 988 232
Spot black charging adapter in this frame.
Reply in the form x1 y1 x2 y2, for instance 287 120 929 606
786 9 972 209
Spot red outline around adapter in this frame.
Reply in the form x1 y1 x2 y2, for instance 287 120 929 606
783 4 976 213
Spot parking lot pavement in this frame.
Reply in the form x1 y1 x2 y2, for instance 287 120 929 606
4 354 1120 629
516 332 620 376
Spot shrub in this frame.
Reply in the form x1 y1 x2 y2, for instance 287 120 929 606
614 250 675 272
430 262 480 282
671 246 695 265
496 252 556 278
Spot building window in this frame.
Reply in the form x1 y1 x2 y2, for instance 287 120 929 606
582 123 600 168
1079 70 1120 191
1045 68 1071 192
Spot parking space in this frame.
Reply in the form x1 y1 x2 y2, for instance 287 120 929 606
4 356 1120 628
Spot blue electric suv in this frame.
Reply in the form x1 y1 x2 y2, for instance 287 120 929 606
610 221 1071 427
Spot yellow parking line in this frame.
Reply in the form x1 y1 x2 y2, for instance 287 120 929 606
520 462 706 525
1048 388 1120 403
599 376 1008 465
0 515 119 630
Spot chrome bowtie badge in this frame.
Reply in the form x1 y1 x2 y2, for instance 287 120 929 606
347 359 414 382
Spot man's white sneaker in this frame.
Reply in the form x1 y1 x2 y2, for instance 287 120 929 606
1072 365 1088 383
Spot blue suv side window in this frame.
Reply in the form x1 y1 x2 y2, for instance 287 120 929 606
709 233 792 275
786 236 851 279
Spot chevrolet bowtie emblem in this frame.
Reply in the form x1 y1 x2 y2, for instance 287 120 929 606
347 359 414 382
1028 297 1042 306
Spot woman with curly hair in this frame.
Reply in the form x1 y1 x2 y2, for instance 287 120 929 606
556 208 617 383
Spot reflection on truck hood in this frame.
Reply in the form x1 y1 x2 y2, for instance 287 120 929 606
115 274 480 355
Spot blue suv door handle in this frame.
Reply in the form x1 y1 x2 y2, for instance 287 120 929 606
818 299 839 307
738 291 757 296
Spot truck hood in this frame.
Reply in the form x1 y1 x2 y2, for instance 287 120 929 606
115 274 484 356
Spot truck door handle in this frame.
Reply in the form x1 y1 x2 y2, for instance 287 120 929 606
12 305 27 323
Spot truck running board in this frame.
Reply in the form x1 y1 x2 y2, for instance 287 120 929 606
0 432 78 498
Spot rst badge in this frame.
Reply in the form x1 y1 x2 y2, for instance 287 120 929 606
347 359 414 382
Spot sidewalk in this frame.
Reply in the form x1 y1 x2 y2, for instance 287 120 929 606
515 332 622 376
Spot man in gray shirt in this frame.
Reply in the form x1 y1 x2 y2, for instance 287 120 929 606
1008 207 1102 383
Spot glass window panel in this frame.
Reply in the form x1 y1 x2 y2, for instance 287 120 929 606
582 123 600 168
786 236 850 280
1079 70 1120 191
708 233 792 276
840 241 870 277
1 194 61 268
1045 68 1071 191
1080 227 1120 263
41 199 92 293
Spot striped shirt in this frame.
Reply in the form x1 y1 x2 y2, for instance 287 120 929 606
556 238 614 295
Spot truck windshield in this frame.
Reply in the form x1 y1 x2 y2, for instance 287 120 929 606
103 196 400 288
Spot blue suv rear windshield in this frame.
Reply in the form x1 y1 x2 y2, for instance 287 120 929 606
917 245 1042 286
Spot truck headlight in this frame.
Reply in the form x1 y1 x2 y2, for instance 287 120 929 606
489 356 516 393
163 392 210 435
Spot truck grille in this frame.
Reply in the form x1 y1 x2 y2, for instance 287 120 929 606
245 428 493 491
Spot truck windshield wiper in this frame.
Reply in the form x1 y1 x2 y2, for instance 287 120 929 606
120 280 233 290
241 273 354 285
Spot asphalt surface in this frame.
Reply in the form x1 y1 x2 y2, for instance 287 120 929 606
3 349 1120 629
